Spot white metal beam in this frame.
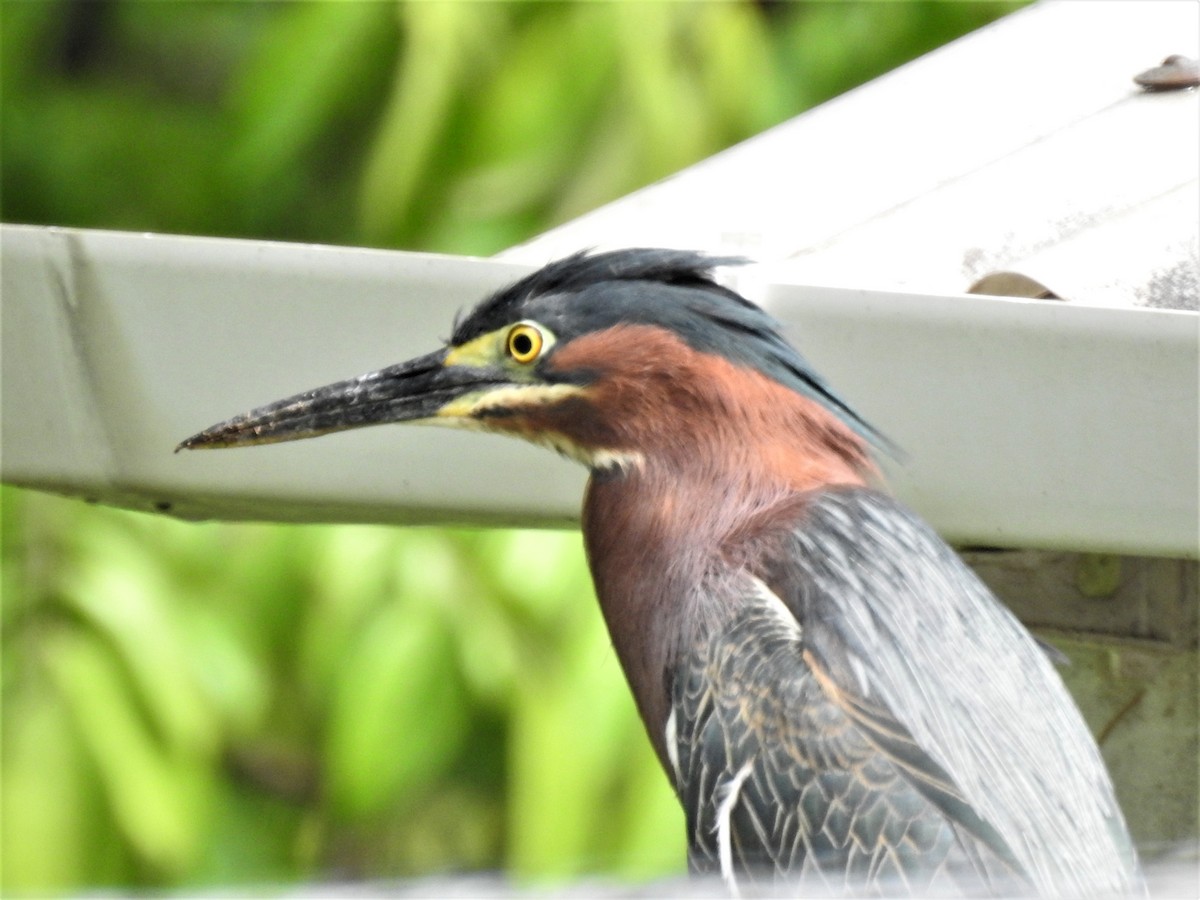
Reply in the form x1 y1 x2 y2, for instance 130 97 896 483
2 225 1196 556
503 0 1199 292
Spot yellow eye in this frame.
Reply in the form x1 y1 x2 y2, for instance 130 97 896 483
506 323 544 364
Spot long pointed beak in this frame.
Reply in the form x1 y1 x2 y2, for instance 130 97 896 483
177 348 493 451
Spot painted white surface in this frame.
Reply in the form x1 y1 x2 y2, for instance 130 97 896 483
505 1 1199 310
755 276 1198 555
1 227 569 527
3 226 1196 556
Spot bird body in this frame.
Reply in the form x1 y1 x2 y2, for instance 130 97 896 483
181 250 1142 896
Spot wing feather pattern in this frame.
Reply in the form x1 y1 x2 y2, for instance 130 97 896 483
669 486 1142 896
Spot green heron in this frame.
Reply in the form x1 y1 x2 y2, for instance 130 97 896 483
181 250 1141 896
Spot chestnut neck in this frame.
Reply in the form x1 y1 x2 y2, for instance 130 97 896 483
562 327 874 760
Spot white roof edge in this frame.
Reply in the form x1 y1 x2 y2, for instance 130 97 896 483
502 1 1198 311
2 225 1196 556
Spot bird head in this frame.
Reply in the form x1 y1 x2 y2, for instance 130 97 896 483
179 249 887 482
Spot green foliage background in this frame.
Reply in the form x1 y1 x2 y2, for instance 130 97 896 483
1 1 1023 893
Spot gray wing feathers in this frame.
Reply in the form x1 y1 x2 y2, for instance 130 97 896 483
781 488 1141 896
672 582 999 894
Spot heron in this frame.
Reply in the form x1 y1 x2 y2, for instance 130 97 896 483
180 249 1142 896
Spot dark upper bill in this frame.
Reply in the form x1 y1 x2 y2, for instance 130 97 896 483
176 348 500 451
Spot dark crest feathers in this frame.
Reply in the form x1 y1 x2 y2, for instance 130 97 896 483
452 249 750 342
452 249 895 455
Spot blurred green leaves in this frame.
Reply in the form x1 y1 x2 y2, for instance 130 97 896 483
42 627 210 874
1 0 1025 893
0 0 1023 254
324 561 469 819
359 2 492 244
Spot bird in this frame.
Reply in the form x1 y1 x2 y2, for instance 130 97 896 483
180 249 1142 897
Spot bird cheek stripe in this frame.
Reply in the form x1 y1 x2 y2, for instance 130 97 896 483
435 383 588 420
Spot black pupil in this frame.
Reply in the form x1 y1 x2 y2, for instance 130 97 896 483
512 332 534 357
